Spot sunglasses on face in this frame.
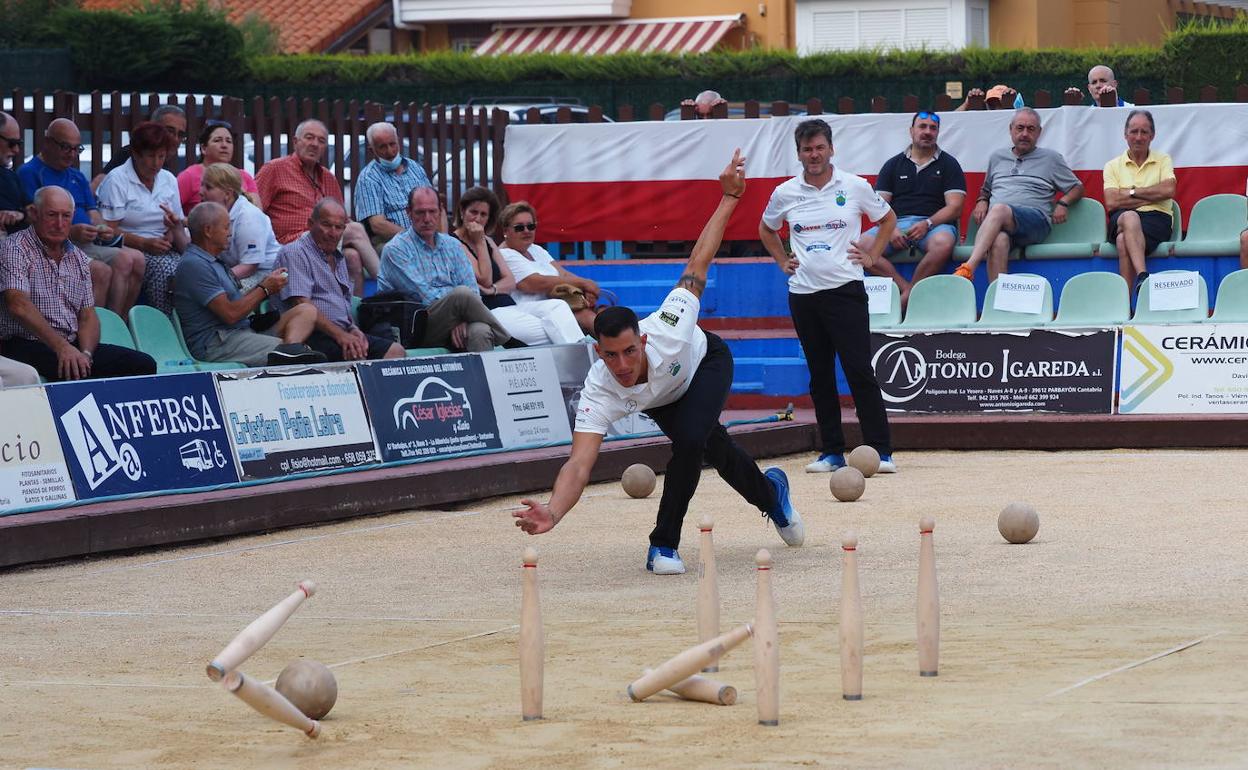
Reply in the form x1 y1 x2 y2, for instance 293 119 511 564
511 222 538 233
914 111 941 125
47 137 84 153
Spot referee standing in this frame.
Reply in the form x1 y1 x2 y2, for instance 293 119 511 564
759 118 898 474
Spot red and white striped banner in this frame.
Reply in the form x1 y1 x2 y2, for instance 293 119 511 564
501 103 1248 242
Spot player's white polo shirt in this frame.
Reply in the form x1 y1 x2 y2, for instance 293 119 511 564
574 287 707 435
762 168 891 294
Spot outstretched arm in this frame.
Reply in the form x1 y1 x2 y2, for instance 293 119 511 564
513 431 605 535
677 149 746 299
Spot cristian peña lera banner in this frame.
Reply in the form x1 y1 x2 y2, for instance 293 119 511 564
1120 324 1248 413
870 329 1117 413
0 387 76 513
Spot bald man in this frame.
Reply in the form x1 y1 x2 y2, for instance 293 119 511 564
1065 65 1134 107
19 118 146 317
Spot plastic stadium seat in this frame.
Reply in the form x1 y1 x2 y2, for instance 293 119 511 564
1131 270 1209 323
351 295 362 324
95 307 136 348
1047 272 1130 328
951 213 1021 262
170 310 246 371
405 347 453 357
897 275 978 330
1210 269 1248 322
131 306 242 373
976 274 1054 328
1171 194 1248 256
869 280 902 330
1023 198 1106 259
1098 201 1181 259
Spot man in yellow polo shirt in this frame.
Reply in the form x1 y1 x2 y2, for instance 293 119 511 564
1103 110 1176 292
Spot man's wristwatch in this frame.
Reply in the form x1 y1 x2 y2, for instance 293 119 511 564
1129 187 1137 198
924 218 934 230
1055 200 1069 208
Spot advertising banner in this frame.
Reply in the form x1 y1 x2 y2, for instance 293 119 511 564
217 368 377 479
46 372 238 500
481 348 573 449
0 387 76 513
357 355 502 463
871 329 1117 413
1120 324 1248 413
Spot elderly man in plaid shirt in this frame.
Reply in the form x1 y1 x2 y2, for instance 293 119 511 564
378 187 510 353
354 122 432 250
255 119 379 297
0 186 156 381
276 198 405 362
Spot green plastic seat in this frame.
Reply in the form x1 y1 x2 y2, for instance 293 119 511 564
351 295 363 324
95 307 135 349
405 347 453 357
898 275 978 330
1210 269 1248 322
976 273 1054 328
131 306 242 373
952 213 1021 262
1047 272 1130 328
1023 198 1106 259
868 280 903 330
170 310 246 371
1171 194 1248 256
1098 201 1181 258
1131 270 1209 323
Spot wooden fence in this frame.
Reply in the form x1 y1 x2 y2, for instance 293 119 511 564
5 84 1247 256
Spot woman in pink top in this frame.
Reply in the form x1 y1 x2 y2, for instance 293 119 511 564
177 120 257 212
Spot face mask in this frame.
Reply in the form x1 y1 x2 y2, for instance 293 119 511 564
376 153 403 172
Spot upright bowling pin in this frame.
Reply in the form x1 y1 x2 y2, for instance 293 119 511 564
840 532 863 701
697 514 721 672
520 546 544 721
754 548 779 726
917 516 940 677
222 669 321 738
207 580 316 681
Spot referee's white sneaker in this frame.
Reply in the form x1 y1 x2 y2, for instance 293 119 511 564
646 546 686 575
763 467 805 547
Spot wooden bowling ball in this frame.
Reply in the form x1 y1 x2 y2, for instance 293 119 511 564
275 659 338 720
847 445 881 478
622 463 657 498
998 502 1040 544
830 466 866 502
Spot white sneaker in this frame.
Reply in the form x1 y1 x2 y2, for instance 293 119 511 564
646 546 686 575
804 453 847 473
877 454 898 474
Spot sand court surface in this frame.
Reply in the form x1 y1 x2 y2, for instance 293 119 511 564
2 449 1246 768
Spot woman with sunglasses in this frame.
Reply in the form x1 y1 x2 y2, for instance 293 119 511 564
177 121 258 212
451 187 584 345
199 163 280 291
499 201 601 334
96 121 189 315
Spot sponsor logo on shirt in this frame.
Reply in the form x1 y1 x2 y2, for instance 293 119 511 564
835 191 847 206
807 243 832 252
792 220 847 234
659 311 680 327
625 398 638 414
666 361 681 377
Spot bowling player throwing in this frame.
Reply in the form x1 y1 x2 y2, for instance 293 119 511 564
513 150 804 575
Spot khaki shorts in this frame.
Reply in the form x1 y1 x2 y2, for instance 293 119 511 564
80 241 124 265
202 327 281 368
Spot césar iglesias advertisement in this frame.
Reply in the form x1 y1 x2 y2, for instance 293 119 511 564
216 367 378 480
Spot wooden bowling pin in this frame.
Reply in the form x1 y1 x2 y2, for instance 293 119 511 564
207 580 316 681
753 548 780 726
645 669 738 705
519 546 544 721
627 623 753 702
696 514 721 672
840 532 864 701
918 516 940 677
222 669 321 738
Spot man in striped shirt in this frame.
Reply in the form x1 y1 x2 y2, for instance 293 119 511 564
354 122 432 249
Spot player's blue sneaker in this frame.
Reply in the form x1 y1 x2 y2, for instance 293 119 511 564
762 467 805 547
805 453 846 473
877 454 898 474
646 546 686 575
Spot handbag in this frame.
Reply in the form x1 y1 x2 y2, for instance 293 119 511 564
358 291 429 347
551 283 590 311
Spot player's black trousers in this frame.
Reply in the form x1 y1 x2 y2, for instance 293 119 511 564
644 332 776 551
788 281 893 456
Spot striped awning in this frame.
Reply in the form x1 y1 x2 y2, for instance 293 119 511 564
475 15 744 56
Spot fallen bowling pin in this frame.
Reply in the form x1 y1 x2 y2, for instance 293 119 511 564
207 580 316 682
644 669 737 705
223 669 320 738
627 624 753 702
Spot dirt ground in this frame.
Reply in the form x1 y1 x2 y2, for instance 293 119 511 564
2 449 1246 769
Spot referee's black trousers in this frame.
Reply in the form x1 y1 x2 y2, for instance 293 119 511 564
644 332 776 551
789 282 893 456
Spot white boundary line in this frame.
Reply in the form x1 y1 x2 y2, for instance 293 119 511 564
1045 631 1225 698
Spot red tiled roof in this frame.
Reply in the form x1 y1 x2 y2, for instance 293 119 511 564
79 0 387 54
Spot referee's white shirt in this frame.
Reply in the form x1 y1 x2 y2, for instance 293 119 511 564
762 168 892 294
574 287 707 435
